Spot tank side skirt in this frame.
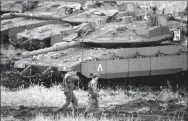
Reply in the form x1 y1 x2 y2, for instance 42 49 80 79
81 45 187 78
81 55 187 79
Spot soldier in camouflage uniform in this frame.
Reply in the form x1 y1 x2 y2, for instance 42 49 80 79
84 73 104 118
56 70 80 116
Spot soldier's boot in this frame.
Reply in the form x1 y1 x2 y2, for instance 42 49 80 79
95 112 102 120
72 108 79 118
84 108 92 118
95 108 105 120
84 112 88 118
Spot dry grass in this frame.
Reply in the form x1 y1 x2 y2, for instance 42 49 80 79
0 114 142 121
1 84 187 121
1 85 187 107
30 114 116 121
1 85 127 107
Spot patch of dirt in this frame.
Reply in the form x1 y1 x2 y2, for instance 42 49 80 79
1 97 187 121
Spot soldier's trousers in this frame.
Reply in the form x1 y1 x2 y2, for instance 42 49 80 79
84 95 104 116
59 91 78 111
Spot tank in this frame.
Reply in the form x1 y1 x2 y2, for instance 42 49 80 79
13 13 187 88
9 1 153 51
7 8 120 51
0 1 85 48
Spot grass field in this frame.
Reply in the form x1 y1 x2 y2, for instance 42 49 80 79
1 85 130 107
1 84 187 121
1 84 187 107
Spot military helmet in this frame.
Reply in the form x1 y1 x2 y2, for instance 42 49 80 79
64 73 72 81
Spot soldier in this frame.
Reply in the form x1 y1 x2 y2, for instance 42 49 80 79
56 70 80 117
39 41 45 49
84 73 104 118
146 6 158 27
151 6 157 14
28 41 33 51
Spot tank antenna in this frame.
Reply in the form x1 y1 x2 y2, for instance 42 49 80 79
144 1 147 20
81 36 83 62
29 6 32 84
29 58 32 84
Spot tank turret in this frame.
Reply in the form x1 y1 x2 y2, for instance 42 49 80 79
19 14 182 58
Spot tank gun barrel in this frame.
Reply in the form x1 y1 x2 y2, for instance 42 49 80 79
9 13 62 20
167 14 187 24
174 17 187 24
1 13 14 20
22 41 79 58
